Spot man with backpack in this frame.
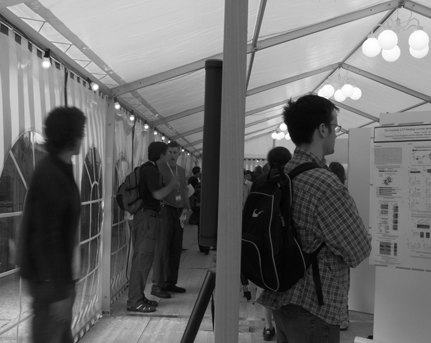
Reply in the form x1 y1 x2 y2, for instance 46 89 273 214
127 141 179 313
257 95 371 343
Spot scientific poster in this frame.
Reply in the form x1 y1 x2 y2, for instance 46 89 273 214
370 124 431 270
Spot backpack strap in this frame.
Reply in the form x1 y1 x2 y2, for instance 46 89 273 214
311 243 325 306
288 162 320 179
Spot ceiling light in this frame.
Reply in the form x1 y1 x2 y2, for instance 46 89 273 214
130 112 135 121
334 89 346 102
187 152 190 156
341 83 354 98
285 133 291 140
161 135 165 141
362 14 429 60
42 49 51 69
181 148 185 152
321 84 335 98
350 87 362 100
154 129 158 135
277 132 285 140
114 98 121 110
144 123 149 130
362 34 381 57
410 45 429 59
382 45 401 62
279 122 287 131
271 131 278 140
86 77 99 91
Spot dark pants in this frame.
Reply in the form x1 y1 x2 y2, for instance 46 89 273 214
127 208 160 307
153 205 183 289
28 281 76 343
273 304 340 343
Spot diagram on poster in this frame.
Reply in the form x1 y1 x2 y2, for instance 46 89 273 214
370 125 431 270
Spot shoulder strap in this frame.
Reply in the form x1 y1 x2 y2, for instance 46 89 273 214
288 162 320 179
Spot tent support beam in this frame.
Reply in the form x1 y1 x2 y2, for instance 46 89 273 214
245 0 267 89
113 1 399 96
404 1 431 19
342 63 431 102
332 100 379 122
0 0 27 8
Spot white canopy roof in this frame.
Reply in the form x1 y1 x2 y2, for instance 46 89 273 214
2 0 431 157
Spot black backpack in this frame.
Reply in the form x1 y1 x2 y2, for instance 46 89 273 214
241 162 325 305
116 164 146 215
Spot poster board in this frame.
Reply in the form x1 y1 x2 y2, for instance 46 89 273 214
369 124 431 271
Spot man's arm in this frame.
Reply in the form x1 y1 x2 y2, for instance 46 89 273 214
317 184 372 268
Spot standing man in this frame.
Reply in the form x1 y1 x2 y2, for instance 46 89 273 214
17 107 86 343
152 141 190 297
257 95 371 343
127 141 178 313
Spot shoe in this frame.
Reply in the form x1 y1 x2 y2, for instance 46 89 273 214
181 247 188 252
164 284 186 293
263 327 275 341
151 288 171 298
142 296 158 307
127 304 156 313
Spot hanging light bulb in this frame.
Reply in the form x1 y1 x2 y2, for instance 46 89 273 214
334 90 346 102
382 45 401 62
350 87 362 100
285 133 291 140
341 83 354 98
271 131 278 140
114 98 120 110
321 84 335 98
409 29 429 51
144 123 149 130
410 45 429 59
161 135 165 141
362 34 381 57
187 152 190 156
378 29 398 50
318 88 325 97
42 49 51 69
181 148 185 152
279 122 287 131
154 129 158 135
91 81 99 91
129 112 135 121
278 132 285 139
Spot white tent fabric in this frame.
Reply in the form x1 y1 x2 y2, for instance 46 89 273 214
1 0 431 158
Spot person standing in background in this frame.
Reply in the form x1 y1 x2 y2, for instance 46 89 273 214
152 141 190 298
17 107 86 343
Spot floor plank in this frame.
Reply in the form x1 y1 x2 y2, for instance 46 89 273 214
78 224 374 343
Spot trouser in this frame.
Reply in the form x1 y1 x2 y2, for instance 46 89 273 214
153 205 183 289
127 208 161 307
28 281 76 343
273 304 340 343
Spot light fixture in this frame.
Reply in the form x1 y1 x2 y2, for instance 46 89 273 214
114 98 120 110
362 12 429 61
129 111 135 122
317 70 362 102
144 123 149 130
154 129 158 135
167 139 171 143
87 77 99 91
271 131 278 140
279 122 287 131
161 135 165 141
42 49 51 69
181 148 185 152
187 152 190 156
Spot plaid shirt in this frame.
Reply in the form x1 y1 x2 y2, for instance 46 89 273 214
257 148 371 325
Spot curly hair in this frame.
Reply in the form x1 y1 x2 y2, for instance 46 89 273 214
282 94 339 146
44 107 86 154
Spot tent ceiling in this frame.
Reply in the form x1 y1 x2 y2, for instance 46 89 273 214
1 0 431 158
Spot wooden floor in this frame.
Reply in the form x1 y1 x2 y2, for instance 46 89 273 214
78 224 374 343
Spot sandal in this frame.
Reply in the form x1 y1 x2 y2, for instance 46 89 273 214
143 296 158 307
127 304 156 313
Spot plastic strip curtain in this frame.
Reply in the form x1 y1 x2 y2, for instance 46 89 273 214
66 73 107 338
0 27 64 342
111 110 133 301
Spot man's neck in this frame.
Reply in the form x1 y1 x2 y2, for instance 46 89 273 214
297 143 325 160
168 162 177 168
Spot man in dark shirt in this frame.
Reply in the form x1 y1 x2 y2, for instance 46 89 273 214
17 107 86 343
127 141 178 313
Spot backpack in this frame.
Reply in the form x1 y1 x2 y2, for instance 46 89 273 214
116 165 145 215
241 162 325 305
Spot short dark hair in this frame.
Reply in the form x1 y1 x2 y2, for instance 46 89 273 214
167 141 179 149
44 107 86 154
329 161 346 184
192 166 201 175
148 141 168 162
283 94 339 146
267 147 292 167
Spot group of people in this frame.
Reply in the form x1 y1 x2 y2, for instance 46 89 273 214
16 93 371 343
